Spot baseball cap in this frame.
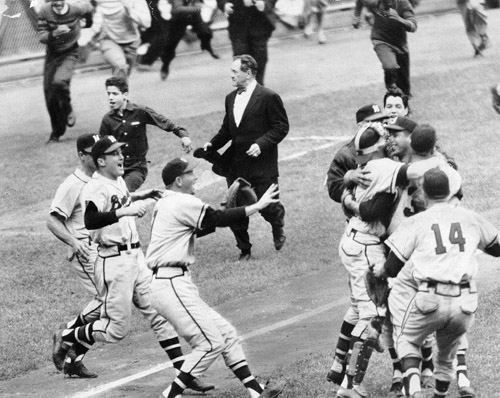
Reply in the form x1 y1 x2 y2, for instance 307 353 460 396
385 116 418 134
77 134 100 152
91 135 125 164
423 167 450 200
411 125 436 154
354 125 385 156
162 157 197 186
355 104 388 124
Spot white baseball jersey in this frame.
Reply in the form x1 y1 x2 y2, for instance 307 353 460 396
386 203 498 284
146 191 207 270
50 167 91 241
348 157 402 237
82 173 139 251
387 154 462 235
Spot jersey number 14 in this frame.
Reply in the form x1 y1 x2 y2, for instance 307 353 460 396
431 223 466 255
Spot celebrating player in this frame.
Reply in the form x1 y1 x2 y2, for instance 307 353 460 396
377 168 500 398
99 76 192 192
48 134 101 378
146 157 286 398
51 136 213 392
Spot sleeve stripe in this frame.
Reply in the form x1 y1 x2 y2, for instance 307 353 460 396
385 239 408 263
196 204 207 230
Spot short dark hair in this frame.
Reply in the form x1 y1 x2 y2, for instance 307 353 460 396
383 88 409 109
234 55 258 76
105 76 128 93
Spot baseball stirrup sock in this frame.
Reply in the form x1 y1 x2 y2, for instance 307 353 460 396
66 314 85 329
434 379 449 398
335 321 355 362
421 345 434 372
167 371 193 397
389 347 403 377
456 349 470 388
160 338 184 370
229 360 263 396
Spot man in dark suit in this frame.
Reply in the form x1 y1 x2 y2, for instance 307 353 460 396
203 55 289 260
217 0 277 85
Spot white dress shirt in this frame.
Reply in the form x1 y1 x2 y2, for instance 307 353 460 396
233 79 257 127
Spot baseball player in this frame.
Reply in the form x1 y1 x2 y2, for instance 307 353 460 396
48 133 101 378
456 0 489 57
99 76 192 192
51 136 213 392
146 157 285 398
334 123 415 398
378 168 500 398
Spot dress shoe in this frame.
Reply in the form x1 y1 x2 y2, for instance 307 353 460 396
160 68 169 81
67 111 76 127
259 379 286 398
273 228 286 251
238 251 252 261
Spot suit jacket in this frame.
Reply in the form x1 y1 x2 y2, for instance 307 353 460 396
210 83 289 180
217 0 278 37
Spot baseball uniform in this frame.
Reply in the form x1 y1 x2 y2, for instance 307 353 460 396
49 168 101 324
146 187 275 398
386 203 498 382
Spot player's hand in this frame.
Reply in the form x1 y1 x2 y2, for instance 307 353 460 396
345 168 372 189
255 183 279 210
386 8 400 21
371 262 386 278
72 239 92 262
246 143 261 157
126 201 148 217
254 0 265 11
224 2 234 14
52 25 70 37
181 137 192 153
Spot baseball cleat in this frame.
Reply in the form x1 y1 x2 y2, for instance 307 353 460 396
459 386 476 398
186 377 215 392
336 386 366 398
389 378 404 397
63 361 98 378
259 379 287 398
52 329 70 371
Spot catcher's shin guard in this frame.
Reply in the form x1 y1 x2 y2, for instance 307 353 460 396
352 317 384 386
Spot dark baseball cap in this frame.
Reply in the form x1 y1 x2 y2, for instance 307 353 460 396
91 135 125 164
355 104 388 124
385 116 418 134
411 125 436 154
77 134 100 152
423 168 450 200
162 157 197 186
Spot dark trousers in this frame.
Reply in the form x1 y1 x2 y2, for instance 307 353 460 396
227 176 285 252
374 42 411 96
124 160 148 192
229 30 271 85
141 14 213 73
43 45 79 137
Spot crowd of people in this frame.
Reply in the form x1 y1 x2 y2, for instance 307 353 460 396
37 0 500 397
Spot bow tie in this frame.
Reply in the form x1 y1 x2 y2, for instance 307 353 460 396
237 87 247 95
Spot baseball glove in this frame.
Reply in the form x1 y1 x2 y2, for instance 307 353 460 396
491 85 500 115
222 178 258 208
364 266 389 308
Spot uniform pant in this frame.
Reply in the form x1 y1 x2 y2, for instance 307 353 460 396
99 37 140 79
72 241 102 323
229 29 272 85
43 45 79 138
141 14 213 74
374 42 411 96
457 0 488 49
150 267 246 378
339 228 385 338
91 248 177 343
396 283 477 382
227 176 285 253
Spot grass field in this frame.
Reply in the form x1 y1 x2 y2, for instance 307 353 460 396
2 21 500 397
